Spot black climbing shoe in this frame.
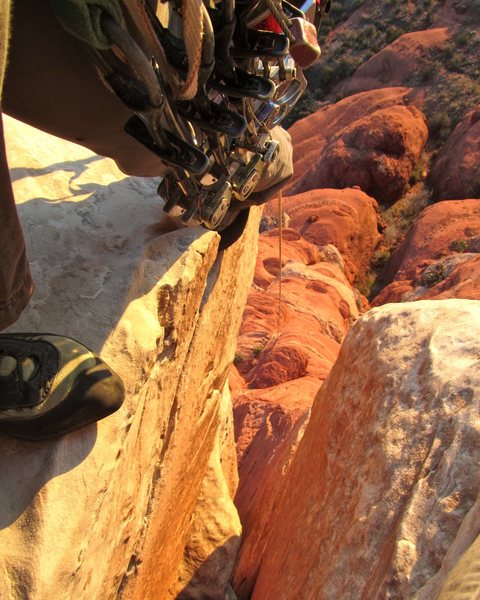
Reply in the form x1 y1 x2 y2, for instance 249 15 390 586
0 334 125 442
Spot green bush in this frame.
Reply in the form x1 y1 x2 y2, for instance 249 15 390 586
450 239 468 253
234 352 244 365
421 263 446 287
428 111 452 142
468 172 480 198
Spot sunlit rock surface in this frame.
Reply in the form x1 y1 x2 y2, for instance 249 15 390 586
1 115 260 599
285 88 428 204
339 29 451 95
264 188 381 284
250 300 480 599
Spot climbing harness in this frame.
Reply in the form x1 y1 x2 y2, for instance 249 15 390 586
52 0 327 247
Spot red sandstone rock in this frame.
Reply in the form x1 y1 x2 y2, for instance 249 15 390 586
232 227 361 598
339 29 450 96
235 271 352 388
431 107 480 200
232 381 315 599
323 105 428 203
250 300 480 599
376 254 480 304
285 88 428 204
373 199 480 304
253 228 322 289
422 254 480 300
265 188 381 284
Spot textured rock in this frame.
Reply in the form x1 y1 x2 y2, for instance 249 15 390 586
339 29 451 95
286 88 410 193
173 385 241 600
232 381 314 600
374 199 480 304
323 104 428 203
250 300 480 600
1 115 261 599
232 228 360 598
253 228 323 289
264 188 381 284
285 88 428 204
431 107 480 201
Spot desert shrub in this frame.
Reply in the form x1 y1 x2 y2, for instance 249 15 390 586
330 0 363 24
385 25 405 43
428 111 452 142
409 165 423 185
234 352 244 365
455 31 471 47
371 249 391 269
468 172 480 198
334 55 363 79
421 263 446 287
450 239 468 253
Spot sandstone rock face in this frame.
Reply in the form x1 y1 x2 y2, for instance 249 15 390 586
435 0 480 25
339 29 451 95
250 300 480 600
173 385 241 600
286 88 411 193
1 116 259 599
231 227 360 598
264 188 381 284
285 88 428 204
431 107 480 201
374 199 480 304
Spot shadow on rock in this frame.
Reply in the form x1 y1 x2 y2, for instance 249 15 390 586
176 536 242 600
0 425 97 528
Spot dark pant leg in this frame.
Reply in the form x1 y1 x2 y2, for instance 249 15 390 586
0 112 33 330
2 0 167 178
0 0 165 330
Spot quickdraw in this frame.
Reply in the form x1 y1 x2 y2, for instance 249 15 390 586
76 1 328 246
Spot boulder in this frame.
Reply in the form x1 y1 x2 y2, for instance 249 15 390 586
250 300 480 599
431 107 480 201
285 88 428 204
374 199 480 304
264 188 381 284
321 104 428 203
338 29 451 96
435 0 480 25
1 115 260 599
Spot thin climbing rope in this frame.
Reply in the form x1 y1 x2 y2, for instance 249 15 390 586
277 188 283 335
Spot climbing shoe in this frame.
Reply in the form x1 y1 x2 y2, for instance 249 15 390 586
0 333 125 442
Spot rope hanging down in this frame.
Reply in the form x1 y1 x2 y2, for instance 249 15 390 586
277 188 283 336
